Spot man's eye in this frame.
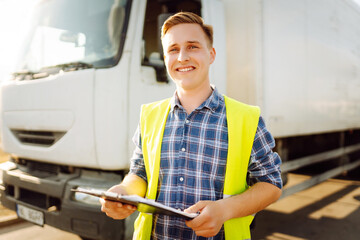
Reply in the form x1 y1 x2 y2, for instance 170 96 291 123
189 45 198 49
169 48 178 52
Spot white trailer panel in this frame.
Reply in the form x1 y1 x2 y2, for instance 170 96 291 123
226 0 360 137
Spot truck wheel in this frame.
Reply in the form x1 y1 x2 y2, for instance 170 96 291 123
281 172 288 186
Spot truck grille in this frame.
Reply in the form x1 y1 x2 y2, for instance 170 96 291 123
28 160 60 175
14 158 76 176
5 185 61 211
11 130 65 147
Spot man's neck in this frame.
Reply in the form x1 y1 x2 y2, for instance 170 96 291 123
177 84 213 115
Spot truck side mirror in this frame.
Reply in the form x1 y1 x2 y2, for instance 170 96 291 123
59 31 86 47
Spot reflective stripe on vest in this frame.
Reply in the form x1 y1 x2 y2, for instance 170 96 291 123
133 96 260 240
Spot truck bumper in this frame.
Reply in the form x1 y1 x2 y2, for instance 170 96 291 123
0 161 134 240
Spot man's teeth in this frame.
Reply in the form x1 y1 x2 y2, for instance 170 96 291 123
178 67 194 72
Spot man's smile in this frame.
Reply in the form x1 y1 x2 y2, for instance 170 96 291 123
176 66 196 72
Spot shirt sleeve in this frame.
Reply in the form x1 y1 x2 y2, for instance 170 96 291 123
248 116 283 189
129 124 148 182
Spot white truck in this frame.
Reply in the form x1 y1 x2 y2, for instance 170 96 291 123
1 0 360 239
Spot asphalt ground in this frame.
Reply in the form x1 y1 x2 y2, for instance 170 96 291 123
251 173 360 240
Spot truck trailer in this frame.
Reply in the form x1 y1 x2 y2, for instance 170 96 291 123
1 0 360 239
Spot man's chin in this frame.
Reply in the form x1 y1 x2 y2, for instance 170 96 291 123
175 81 195 90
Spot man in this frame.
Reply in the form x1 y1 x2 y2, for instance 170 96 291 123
101 12 282 239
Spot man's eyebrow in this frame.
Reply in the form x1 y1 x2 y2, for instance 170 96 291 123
167 43 178 49
169 41 200 46
187 40 200 44
166 41 201 49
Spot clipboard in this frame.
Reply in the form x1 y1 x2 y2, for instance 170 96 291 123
72 187 198 220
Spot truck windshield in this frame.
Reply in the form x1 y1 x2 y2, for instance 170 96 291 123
14 0 130 73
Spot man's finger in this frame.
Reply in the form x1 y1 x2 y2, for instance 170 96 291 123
184 201 207 213
185 206 211 229
194 229 216 238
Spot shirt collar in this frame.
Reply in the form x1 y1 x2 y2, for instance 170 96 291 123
170 87 223 113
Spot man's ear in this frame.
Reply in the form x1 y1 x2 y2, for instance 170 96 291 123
210 47 216 64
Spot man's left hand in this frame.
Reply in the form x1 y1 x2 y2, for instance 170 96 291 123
184 200 226 238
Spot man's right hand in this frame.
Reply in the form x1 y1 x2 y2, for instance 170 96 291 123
100 185 137 219
100 174 147 219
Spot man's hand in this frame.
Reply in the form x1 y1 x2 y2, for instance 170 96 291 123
100 174 147 220
184 182 282 237
184 201 226 238
100 185 137 220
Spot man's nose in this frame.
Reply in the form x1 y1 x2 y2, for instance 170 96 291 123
177 49 190 62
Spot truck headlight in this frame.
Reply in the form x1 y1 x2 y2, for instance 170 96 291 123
72 187 107 206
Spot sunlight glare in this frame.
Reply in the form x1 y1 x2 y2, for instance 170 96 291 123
0 0 37 81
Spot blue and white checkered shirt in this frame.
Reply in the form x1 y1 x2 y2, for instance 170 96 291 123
130 88 282 240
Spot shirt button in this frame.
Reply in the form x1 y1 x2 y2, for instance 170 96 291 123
181 148 186 152
179 177 184 182
185 120 190 124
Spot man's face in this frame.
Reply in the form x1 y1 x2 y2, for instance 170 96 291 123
162 23 216 91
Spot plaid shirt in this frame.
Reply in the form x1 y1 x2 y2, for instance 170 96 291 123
130 88 282 240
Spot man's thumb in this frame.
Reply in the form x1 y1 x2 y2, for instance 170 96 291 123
184 201 207 213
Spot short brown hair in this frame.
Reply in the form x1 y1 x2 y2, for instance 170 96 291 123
161 12 213 47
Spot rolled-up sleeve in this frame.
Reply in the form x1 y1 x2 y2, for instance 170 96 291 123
129 125 147 182
248 116 283 189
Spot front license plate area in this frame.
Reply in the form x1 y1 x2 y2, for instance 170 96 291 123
17 204 44 226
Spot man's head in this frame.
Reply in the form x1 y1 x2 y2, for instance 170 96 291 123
161 12 213 48
161 12 216 92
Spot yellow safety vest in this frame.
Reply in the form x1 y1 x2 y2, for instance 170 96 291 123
133 96 260 240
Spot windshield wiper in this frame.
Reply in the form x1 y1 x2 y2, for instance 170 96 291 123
12 70 49 80
43 61 94 72
11 62 94 80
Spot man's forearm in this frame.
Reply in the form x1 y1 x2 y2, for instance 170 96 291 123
219 182 282 222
